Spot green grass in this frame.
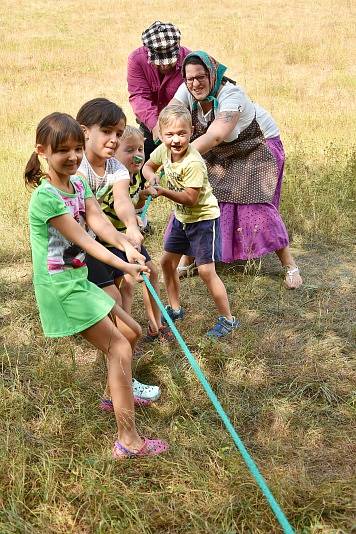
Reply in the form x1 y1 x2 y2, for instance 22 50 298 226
1 227 355 532
283 145 356 243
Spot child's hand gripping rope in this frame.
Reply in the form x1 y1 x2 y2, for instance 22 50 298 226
143 167 165 201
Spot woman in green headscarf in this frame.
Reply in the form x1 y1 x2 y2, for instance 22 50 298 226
170 51 302 289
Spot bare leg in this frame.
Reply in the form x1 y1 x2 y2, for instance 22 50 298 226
161 252 182 310
198 263 233 320
142 261 162 333
102 283 141 399
103 282 122 307
103 284 141 347
275 246 303 289
81 316 143 450
117 275 134 315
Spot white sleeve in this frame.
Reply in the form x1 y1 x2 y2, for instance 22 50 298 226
254 103 280 138
173 82 192 110
109 158 130 182
218 84 250 114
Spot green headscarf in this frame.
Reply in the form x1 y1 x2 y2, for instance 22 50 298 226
182 51 227 111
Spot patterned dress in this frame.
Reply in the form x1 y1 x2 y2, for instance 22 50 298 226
191 108 289 261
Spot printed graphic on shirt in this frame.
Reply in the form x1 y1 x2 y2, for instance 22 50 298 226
150 144 220 223
100 172 141 232
164 170 192 215
46 180 92 273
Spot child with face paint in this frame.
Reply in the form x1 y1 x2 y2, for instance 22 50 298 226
115 126 151 233
115 126 173 342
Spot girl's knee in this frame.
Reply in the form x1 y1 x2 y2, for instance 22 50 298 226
161 253 177 271
121 275 135 293
123 319 141 343
147 261 159 281
106 333 132 362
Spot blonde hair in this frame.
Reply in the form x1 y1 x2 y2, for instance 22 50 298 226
158 104 192 129
121 125 144 142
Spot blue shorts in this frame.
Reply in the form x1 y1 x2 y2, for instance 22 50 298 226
86 245 151 288
164 216 221 266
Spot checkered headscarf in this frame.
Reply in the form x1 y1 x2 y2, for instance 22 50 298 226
141 21 181 65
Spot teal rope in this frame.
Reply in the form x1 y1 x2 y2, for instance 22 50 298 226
140 195 153 220
141 273 294 533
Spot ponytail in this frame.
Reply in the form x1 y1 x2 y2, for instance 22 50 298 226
24 151 44 188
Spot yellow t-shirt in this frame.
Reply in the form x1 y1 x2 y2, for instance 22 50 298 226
150 144 220 224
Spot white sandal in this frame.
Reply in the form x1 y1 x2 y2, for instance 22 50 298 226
177 261 198 278
285 266 303 289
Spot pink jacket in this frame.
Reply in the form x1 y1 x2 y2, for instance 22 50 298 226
127 46 190 131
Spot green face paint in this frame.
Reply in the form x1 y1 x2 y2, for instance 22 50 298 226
133 155 144 164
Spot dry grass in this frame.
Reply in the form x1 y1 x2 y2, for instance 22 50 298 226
0 1 355 532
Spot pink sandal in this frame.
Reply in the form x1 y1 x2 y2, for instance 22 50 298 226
99 396 152 412
112 437 169 459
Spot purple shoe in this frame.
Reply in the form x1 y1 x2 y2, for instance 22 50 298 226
113 437 169 459
99 396 152 412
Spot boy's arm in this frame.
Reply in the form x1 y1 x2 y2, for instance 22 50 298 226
112 180 143 249
150 185 200 207
142 159 161 186
145 158 203 206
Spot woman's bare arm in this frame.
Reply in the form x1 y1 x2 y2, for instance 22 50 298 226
191 111 240 154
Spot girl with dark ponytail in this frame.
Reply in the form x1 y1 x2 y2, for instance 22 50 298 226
26 112 168 459
25 112 85 187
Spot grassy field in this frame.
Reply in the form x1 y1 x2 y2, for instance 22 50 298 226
0 1 355 532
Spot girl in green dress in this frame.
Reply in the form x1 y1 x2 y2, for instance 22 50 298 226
25 112 168 458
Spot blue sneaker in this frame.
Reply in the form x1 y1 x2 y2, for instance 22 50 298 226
207 316 240 338
162 305 185 324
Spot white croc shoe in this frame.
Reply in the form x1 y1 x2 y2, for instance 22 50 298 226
132 379 161 401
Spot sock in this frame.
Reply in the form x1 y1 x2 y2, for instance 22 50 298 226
223 316 234 323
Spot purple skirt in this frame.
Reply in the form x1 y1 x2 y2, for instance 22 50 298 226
219 136 289 262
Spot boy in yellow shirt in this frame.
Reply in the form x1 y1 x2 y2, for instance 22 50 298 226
143 105 239 337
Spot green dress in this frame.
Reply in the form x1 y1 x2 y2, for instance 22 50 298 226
28 176 114 337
